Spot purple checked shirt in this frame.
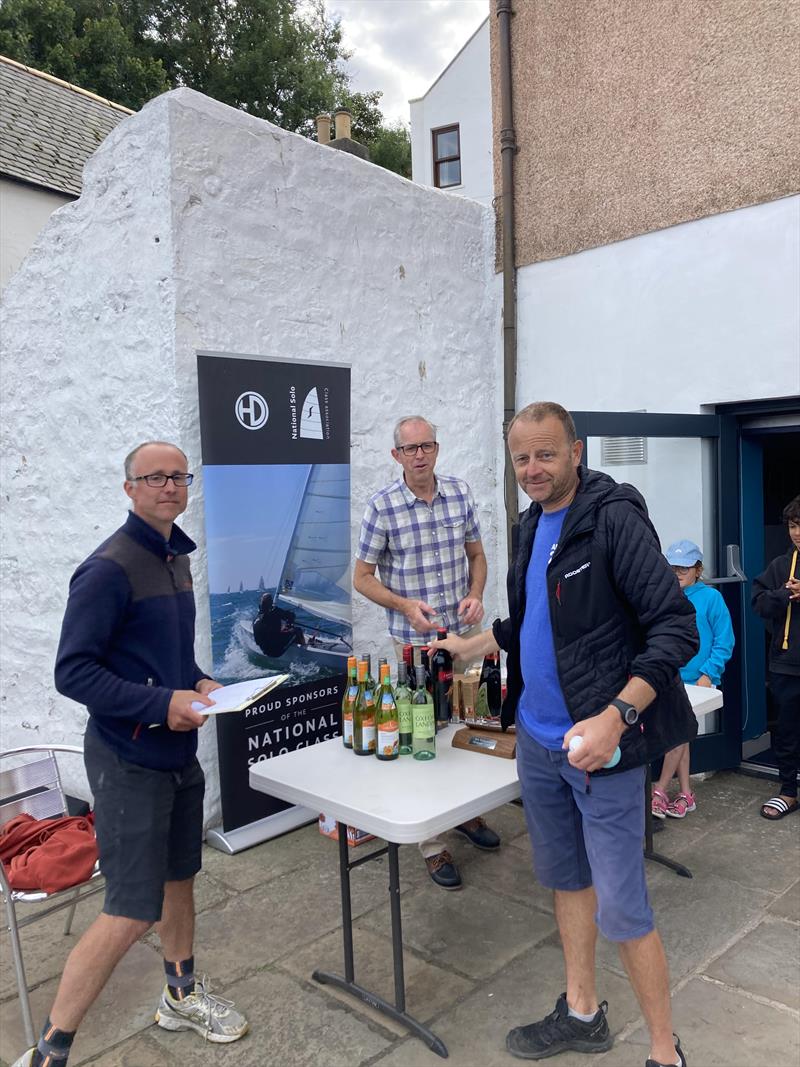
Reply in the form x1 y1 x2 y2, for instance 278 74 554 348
356 474 482 643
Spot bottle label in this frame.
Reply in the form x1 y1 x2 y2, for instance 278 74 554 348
361 719 376 751
378 722 399 756
412 704 435 738
343 716 353 743
397 699 413 736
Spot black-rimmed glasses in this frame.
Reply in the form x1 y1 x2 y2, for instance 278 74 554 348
130 473 194 487
396 441 438 457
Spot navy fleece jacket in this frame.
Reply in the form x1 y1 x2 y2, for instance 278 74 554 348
55 512 209 770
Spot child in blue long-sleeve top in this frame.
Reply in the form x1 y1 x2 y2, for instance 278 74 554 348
652 539 735 818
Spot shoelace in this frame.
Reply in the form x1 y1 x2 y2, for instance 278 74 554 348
189 977 234 1041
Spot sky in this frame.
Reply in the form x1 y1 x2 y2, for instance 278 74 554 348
325 0 489 126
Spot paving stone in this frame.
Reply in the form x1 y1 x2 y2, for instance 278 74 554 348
617 975 800 1066
281 926 474 1035
596 872 774 982
0 891 105 1003
358 883 555 980
192 853 411 981
147 967 391 1067
0 940 164 1067
666 814 799 895
80 1031 180 1066
705 917 800 1010
373 942 643 1067
198 822 331 892
462 834 554 914
768 878 800 923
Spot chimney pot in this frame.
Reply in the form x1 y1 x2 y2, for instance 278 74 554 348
316 114 331 144
333 108 352 141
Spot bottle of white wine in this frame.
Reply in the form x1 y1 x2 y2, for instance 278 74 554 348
376 664 399 761
412 665 435 761
395 662 413 755
341 655 357 749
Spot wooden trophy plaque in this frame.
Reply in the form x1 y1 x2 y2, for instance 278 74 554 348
451 725 516 759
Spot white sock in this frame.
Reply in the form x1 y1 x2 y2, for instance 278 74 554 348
568 1005 598 1022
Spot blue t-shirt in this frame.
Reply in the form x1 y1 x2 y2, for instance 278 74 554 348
517 506 573 750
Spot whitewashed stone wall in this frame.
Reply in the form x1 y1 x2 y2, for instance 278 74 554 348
0 89 503 823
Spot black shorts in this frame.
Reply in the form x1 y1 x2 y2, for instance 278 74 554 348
84 728 205 923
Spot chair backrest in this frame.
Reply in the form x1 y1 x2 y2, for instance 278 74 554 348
0 748 71 829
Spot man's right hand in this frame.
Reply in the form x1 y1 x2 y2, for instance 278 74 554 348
404 599 439 633
167 690 213 731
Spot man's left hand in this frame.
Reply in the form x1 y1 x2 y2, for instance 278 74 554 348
564 707 625 772
457 596 484 626
196 678 223 695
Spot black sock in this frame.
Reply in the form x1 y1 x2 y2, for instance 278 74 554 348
164 956 195 1000
32 1017 75 1065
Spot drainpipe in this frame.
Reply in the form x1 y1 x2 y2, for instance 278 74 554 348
497 0 519 560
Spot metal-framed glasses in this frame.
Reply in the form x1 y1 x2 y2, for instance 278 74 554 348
670 565 695 576
130 472 194 487
396 441 438 457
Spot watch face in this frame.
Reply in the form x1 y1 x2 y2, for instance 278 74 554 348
624 706 638 724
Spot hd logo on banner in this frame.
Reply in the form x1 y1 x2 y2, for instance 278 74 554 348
197 352 351 834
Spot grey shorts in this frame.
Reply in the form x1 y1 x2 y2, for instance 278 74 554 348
516 721 654 942
84 729 205 923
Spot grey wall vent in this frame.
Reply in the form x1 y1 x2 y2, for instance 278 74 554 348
600 436 648 465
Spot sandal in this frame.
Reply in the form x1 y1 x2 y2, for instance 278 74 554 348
651 787 669 820
760 796 799 821
666 791 696 818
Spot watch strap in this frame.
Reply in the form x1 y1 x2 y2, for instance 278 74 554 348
609 697 639 725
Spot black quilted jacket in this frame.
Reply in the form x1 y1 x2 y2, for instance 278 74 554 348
492 466 699 773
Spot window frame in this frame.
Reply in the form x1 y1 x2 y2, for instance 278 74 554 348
431 123 461 189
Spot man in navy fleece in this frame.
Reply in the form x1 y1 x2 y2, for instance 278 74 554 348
12 442 248 1067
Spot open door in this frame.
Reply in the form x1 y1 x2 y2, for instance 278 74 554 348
571 410 742 772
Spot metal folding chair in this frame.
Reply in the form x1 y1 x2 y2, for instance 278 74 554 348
0 745 104 1047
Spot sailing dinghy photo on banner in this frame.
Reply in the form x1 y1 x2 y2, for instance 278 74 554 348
197 351 351 851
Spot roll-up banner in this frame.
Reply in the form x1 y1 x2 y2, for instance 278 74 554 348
197 352 351 851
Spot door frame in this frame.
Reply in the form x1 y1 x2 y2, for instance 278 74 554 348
570 410 741 772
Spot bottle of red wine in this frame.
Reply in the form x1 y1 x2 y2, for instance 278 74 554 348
479 652 502 715
420 646 432 693
402 643 415 684
431 629 453 729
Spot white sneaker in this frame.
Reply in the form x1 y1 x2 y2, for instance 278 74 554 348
155 977 249 1043
10 1050 35 1067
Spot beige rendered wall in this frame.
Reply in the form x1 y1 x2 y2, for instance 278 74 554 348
490 0 800 265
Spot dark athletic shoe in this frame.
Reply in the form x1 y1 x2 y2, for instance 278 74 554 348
424 849 463 890
454 816 501 850
506 993 612 1060
645 1033 686 1067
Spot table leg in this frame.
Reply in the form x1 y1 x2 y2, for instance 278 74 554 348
312 823 449 1058
643 765 693 879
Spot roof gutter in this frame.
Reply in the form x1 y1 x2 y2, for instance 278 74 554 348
496 0 519 559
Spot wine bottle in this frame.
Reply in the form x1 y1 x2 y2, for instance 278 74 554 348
412 665 435 760
420 646 432 693
342 655 357 749
479 652 502 715
395 662 413 755
376 664 399 761
431 629 453 730
365 653 377 697
353 659 376 756
402 643 415 685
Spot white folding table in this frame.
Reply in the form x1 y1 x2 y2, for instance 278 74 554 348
249 687 722 1056
249 723 520 1058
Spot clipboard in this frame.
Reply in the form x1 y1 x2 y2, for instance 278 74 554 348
192 675 290 715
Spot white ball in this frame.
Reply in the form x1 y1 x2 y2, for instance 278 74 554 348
568 735 584 752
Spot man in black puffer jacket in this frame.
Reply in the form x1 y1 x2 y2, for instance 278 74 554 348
433 402 698 1067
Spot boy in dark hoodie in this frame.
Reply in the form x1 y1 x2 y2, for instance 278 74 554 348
752 494 800 820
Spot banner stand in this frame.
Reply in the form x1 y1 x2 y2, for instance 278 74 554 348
205 806 317 856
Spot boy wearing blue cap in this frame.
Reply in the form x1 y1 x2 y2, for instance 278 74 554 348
652 540 735 818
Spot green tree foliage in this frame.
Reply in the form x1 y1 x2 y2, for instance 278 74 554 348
0 0 411 176
368 121 411 180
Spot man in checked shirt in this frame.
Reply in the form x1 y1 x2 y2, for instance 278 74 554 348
354 415 501 890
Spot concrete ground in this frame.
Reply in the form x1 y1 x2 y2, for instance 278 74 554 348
1 769 798 1067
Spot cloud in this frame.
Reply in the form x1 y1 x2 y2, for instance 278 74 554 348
326 0 489 124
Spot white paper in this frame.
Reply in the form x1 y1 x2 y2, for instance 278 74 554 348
191 675 290 715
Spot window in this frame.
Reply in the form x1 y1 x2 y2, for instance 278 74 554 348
432 124 461 188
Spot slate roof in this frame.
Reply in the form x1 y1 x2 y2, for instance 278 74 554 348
0 55 133 197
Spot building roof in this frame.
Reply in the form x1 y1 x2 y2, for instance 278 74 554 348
408 16 489 104
0 55 133 197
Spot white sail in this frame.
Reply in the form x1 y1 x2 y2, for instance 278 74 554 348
300 388 324 439
278 466 350 624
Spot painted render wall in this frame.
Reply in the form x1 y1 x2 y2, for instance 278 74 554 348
0 89 502 821
0 178 74 289
410 19 493 207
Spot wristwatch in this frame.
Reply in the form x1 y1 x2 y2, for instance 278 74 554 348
609 698 640 726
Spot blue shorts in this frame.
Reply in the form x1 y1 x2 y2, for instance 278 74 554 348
516 722 654 942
